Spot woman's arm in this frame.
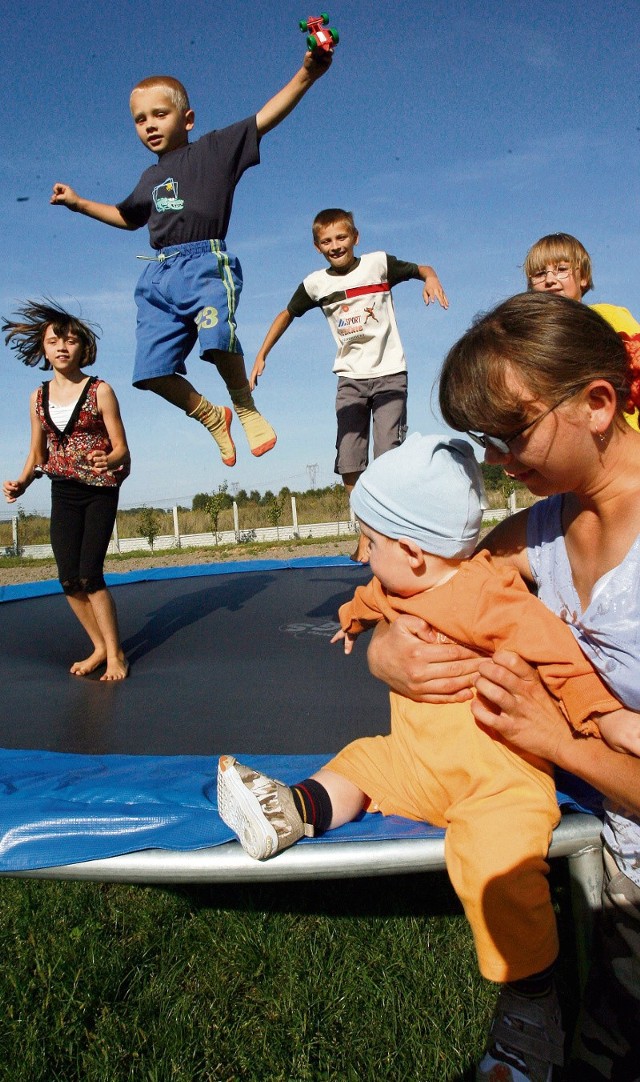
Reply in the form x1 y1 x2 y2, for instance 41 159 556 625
473 650 640 815
479 507 532 580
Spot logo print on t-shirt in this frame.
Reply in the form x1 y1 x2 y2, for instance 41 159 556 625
363 300 379 325
152 177 185 212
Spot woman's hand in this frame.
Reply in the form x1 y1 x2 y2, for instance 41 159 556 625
472 650 570 762
473 651 640 812
597 709 640 757
367 615 480 703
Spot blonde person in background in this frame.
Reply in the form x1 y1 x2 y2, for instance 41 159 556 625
524 231 640 431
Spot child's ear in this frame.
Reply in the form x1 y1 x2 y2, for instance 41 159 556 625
398 537 426 569
185 109 195 132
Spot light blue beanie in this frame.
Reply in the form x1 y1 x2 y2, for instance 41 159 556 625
350 433 486 558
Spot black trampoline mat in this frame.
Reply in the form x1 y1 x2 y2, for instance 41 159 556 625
2 565 389 756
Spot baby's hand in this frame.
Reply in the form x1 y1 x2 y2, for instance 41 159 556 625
3 479 25 503
598 710 640 757
87 448 109 472
50 183 79 209
330 628 357 655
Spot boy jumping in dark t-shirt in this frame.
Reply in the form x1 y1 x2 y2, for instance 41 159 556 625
51 47 332 467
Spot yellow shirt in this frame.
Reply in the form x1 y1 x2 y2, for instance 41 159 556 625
590 303 640 431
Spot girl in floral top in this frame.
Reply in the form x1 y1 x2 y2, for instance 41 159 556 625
3 301 130 680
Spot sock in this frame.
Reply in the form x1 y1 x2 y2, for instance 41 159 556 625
291 778 333 835
229 384 277 457
508 962 556 999
188 395 236 466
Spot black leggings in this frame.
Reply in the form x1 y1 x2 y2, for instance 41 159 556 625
50 479 119 595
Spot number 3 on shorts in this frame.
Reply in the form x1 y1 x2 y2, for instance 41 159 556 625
196 306 219 330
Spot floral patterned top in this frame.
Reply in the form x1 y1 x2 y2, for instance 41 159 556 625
35 377 129 488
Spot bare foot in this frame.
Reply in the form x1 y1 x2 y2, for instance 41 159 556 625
100 656 129 681
70 649 107 676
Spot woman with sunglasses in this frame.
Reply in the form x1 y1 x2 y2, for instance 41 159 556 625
368 292 640 1081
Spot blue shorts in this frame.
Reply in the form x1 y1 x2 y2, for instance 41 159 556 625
132 239 244 386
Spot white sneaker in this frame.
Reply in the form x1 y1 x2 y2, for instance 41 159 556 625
476 983 564 1082
217 756 313 861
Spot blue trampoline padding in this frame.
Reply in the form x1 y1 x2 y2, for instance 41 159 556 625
0 748 602 873
0 555 355 604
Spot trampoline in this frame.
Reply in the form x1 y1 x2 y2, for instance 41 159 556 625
0 556 603 934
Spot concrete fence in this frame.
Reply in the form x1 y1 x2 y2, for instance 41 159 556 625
3 494 514 561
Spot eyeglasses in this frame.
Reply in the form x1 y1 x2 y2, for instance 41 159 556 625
466 389 580 455
529 264 575 285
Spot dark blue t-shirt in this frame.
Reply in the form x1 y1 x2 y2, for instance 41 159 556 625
117 116 260 249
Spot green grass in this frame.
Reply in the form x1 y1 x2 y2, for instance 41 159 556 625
0 534 353 575
0 867 579 1081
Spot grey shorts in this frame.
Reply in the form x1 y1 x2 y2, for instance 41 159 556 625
334 373 408 477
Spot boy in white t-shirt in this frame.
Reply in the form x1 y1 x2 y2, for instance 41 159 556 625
250 208 448 561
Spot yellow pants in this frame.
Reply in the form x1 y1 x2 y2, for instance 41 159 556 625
326 692 560 982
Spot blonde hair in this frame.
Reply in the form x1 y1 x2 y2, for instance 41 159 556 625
130 76 190 112
312 208 357 243
523 233 593 294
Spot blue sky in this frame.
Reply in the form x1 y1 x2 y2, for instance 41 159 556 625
2 0 639 514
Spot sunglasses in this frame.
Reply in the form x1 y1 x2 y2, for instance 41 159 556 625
466 389 580 455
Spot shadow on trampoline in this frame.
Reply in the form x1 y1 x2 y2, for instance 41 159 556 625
0 559 389 758
122 572 277 665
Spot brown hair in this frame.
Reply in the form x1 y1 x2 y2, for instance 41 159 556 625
2 300 99 370
438 292 632 435
524 233 593 294
312 208 357 242
130 76 190 112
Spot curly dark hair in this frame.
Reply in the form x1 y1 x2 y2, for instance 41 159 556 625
2 300 99 370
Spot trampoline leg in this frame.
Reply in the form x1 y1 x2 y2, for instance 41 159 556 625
566 843 604 993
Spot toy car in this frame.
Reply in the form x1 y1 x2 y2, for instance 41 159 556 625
299 13 339 53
